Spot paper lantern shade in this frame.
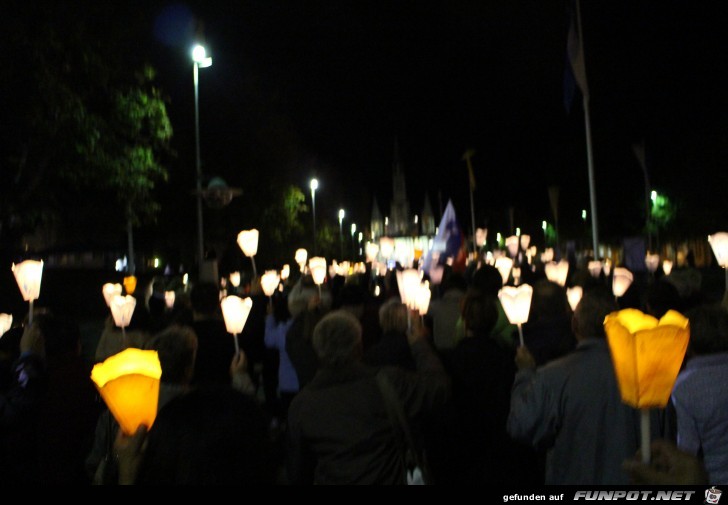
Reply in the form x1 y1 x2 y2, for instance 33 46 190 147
588 261 603 278
281 264 290 280
498 284 533 325
612 267 634 298
495 257 513 285
379 237 395 260
475 228 487 248
295 249 308 269
123 276 137 295
708 232 728 267
91 348 162 435
365 242 380 262
396 268 422 310
309 257 327 285
645 254 660 273
567 286 583 312
416 281 431 316
12 260 43 302
237 229 259 257
110 295 137 328
545 260 569 287
102 283 122 307
0 314 12 338
505 236 519 258
229 271 241 288
164 291 176 309
604 309 689 408
520 234 530 251
662 260 673 276
220 296 253 335
260 270 281 297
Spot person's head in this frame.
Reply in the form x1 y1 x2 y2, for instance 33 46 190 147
312 310 363 368
645 278 682 319
288 276 332 318
572 286 618 341
528 279 570 323
190 282 221 317
378 298 408 334
470 264 503 297
144 325 198 385
685 303 728 355
460 290 499 336
337 282 366 319
440 271 467 294
137 387 274 484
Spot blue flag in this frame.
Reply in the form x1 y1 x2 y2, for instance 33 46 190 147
423 200 466 273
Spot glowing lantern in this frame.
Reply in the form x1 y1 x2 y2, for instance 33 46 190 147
260 270 281 297
0 314 12 338
708 232 728 267
102 283 123 307
416 281 431 316
309 257 327 286
498 284 533 346
164 291 176 309
91 348 162 436
566 286 583 312
123 275 137 295
237 229 259 277
545 260 569 287
612 267 633 299
495 257 513 285
645 253 660 274
541 248 554 264
603 259 612 277
12 259 43 324
520 234 531 251
110 295 137 334
512 267 521 286
604 308 690 463
295 249 308 272
396 268 422 311
588 261 603 278
505 236 519 258
380 237 395 260
229 271 241 288
365 242 380 263
220 295 253 355
662 260 673 276
281 264 290 281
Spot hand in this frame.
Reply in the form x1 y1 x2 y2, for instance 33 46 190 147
20 322 45 358
622 438 708 485
515 345 536 371
230 350 248 378
114 424 148 485
407 310 428 346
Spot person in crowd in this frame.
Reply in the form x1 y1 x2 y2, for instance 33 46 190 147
429 290 539 485
622 438 708 485
364 297 415 371
464 264 517 349
285 274 331 389
508 286 648 484
335 280 382 352
94 297 154 363
114 386 276 484
189 281 236 388
671 302 728 484
263 289 297 423
286 309 449 484
521 278 576 366
644 277 683 319
426 271 466 351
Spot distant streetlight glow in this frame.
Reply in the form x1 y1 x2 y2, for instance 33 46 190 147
310 179 318 254
192 43 212 274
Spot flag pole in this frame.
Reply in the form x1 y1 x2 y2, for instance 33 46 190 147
463 149 477 255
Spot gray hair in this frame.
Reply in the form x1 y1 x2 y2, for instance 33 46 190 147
378 297 408 334
312 310 363 368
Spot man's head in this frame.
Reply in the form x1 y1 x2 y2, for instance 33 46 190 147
378 298 408 334
685 303 728 355
312 310 363 368
572 286 618 341
145 324 199 385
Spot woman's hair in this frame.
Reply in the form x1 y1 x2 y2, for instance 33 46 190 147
685 303 728 355
312 310 363 368
460 290 498 336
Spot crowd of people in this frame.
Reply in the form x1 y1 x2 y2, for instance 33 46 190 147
0 251 725 485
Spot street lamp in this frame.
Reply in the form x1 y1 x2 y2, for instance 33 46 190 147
310 178 318 254
338 209 345 260
351 223 357 259
192 44 212 274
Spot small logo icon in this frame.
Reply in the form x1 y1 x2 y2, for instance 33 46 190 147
706 488 722 505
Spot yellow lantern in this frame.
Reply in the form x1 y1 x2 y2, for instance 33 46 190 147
612 267 633 298
91 348 162 436
567 286 583 312
295 248 308 272
260 270 281 297
123 275 137 296
498 283 533 346
220 295 253 355
12 259 43 324
102 283 122 308
545 260 569 287
0 313 12 338
495 257 513 285
237 229 259 277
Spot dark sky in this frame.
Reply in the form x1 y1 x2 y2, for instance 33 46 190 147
93 1 728 243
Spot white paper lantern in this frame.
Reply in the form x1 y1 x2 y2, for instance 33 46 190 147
309 257 327 285
567 286 583 312
396 268 421 310
379 237 395 260
416 281 431 316
164 291 176 309
261 270 280 297
237 229 259 257
545 260 569 287
708 232 728 267
495 257 513 285
220 296 253 335
505 236 519 258
295 249 308 271
12 260 43 302
499 284 533 325
229 272 241 288
102 283 123 307
110 294 137 328
281 264 290 280
662 260 673 276
588 261 603 278
612 267 634 298
0 314 12 338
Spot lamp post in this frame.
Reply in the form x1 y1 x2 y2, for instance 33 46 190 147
310 179 318 254
338 209 345 260
192 44 212 274
351 223 357 259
